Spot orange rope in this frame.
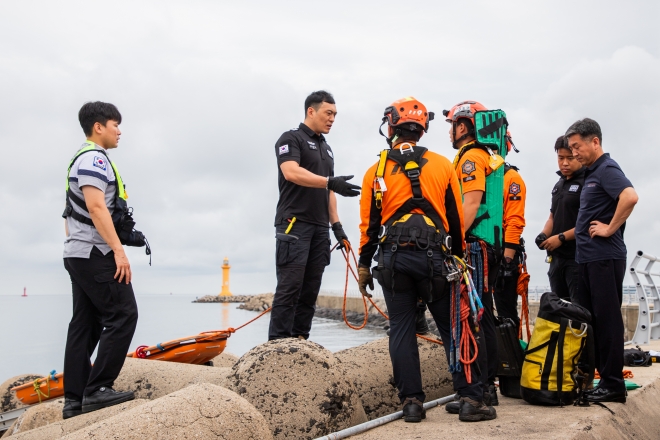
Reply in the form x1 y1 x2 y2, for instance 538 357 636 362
226 306 272 333
458 282 479 383
517 259 531 342
594 370 633 379
336 240 442 345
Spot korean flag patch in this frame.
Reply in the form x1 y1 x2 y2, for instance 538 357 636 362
279 144 290 155
93 156 107 171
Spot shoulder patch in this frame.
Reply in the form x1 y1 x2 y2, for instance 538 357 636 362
93 156 107 171
462 160 476 175
279 145 290 155
509 182 521 195
552 186 558 194
327 149 333 159
569 184 580 192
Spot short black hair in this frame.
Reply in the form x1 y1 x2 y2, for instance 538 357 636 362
565 118 602 145
78 101 122 137
394 125 422 143
457 118 474 134
554 135 570 152
304 90 335 115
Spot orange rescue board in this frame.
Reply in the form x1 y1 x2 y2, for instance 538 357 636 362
12 330 230 405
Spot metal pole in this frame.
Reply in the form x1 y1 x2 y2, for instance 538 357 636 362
314 394 456 440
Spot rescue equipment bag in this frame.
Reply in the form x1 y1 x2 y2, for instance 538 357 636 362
454 110 508 250
623 346 652 367
495 316 525 399
520 291 594 406
62 142 151 253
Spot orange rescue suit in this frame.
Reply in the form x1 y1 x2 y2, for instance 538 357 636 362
503 165 526 248
358 143 465 266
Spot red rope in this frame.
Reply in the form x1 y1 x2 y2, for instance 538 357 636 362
517 260 531 342
459 284 479 383
336 240 442 345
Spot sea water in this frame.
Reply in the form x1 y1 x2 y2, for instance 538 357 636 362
0 294 384 382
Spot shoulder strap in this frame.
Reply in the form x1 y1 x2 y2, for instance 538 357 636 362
454 143 491 169
373 150 389 209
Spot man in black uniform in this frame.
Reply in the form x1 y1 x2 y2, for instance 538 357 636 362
536 136 584 301
269 91 360 340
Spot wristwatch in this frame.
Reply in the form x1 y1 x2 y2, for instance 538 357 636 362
558 232 566 243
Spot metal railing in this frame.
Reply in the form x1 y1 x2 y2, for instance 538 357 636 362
628 250 660 345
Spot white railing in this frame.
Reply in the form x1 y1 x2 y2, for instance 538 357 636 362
628 251 660 345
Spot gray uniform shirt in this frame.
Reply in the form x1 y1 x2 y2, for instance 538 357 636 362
63 142 118 258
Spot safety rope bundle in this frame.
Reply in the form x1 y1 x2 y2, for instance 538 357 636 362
517 255 532 342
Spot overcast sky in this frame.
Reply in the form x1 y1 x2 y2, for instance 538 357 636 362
1 1 659 296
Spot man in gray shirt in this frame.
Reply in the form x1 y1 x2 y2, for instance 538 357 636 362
62 102 137 419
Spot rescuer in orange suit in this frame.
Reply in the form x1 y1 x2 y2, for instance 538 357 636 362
357 97 496 422
443 101 502 411
495 137 527 332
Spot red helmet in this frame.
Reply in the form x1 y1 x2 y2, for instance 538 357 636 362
380 97 434 145
505 130 519 153
443 100 488 148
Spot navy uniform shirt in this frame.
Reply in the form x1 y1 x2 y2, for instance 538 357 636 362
575 153 633 263
550 167 585 259
274 123 335 227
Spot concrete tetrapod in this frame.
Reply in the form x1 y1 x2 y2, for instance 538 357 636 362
211 352 239 369
4 399 146 439
335 337 453 419
53 383 272 440
0 375 42 413
225 339 368 440
113 357 231 400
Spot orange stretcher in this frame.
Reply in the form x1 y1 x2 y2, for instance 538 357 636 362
11 330 230 406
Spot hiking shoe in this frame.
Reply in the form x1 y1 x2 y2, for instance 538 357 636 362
445 394 460 414
62 398 82 419
488 384 499 406
82 387 135 413
458 397 497 422
402 397 426 423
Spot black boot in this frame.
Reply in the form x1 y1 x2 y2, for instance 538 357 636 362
445 394 460 414
402 397 426 423
585 387 626 403
458 397 497 422
62 398 82 419
82 387 135 413
488 384 499 406
415 305 430 335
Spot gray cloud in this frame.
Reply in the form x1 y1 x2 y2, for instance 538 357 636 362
0 1 658 296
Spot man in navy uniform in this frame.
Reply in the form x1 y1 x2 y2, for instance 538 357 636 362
269 91 360 340
567 118 638 403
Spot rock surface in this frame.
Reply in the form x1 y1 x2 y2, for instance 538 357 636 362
225 339 367 440
193 295 264 304
236 294 273 311
113 358 230 400
58 384 272 440
335 337 453 419
5 399 146 439
211 352 239 369
0 374 42 413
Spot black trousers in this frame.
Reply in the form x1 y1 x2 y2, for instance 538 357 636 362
494 251 523 334
377 249 483 402
574 259 626 393
63 247 138 399
548 256 579 301
269 221 330 340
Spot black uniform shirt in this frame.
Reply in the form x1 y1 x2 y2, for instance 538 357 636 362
575 153 632 264
550 167 585 259
274 123 335 227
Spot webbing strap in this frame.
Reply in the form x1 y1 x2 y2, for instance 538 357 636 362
67 188 89 212
557 318 567 405
477 115 507 138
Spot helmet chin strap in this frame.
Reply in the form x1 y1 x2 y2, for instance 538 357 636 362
451 122 474 149
379 117 401 148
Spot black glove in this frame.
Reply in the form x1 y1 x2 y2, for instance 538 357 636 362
328 175 360 197
535 232 548 250
332 222 350 249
